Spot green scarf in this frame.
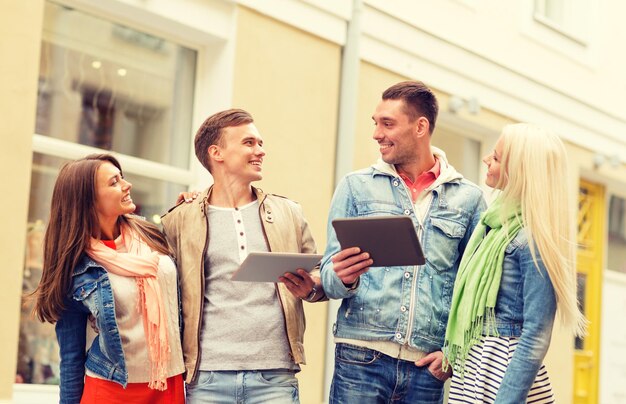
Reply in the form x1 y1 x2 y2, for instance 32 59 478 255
442 198 522 372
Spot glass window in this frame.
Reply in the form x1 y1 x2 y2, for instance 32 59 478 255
432 132 481 184
608 195 626 273
534 0 589 40
17 153 186 385
36 1 196 168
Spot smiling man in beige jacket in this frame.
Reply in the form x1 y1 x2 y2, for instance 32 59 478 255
161 109 325 404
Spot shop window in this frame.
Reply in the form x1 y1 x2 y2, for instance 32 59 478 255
608 195 626 273
36 1 196 168
432 133 481 185
17 0 197 387
533 0 589 43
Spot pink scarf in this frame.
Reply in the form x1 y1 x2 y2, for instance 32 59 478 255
87 224 170 390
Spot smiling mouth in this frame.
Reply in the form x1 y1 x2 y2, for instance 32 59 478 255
122 195 132 202
379 144 393 151
250 161 262 167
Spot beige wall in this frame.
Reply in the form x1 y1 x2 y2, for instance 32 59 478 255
232 6 341 403
0 0 44 401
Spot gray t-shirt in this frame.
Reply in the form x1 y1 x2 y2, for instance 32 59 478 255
198 200 295 371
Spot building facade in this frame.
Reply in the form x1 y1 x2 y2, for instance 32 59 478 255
2 1 625 403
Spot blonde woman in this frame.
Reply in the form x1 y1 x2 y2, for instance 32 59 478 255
443 124 586 403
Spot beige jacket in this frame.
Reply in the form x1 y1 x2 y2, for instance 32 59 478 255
161 186 320 383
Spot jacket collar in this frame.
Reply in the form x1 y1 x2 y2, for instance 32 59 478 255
200 184 267 215
72 254 103 277
371 146 463 186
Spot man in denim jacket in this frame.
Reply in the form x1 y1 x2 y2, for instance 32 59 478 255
321 81 486 403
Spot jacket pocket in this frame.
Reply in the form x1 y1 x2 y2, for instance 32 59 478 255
72 281 98 301
426 217 466 272
355 201 403 216
71 281 99 317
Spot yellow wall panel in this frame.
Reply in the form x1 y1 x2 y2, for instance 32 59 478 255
0 0 44 400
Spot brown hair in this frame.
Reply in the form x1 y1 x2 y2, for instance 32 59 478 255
382 81 439 134
194 108 254 171
33 154 171 323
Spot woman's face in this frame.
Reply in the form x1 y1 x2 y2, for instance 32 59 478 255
95 162 135 226
483 136 505 189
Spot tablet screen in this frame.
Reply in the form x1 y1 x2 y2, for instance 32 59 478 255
332 215 425 267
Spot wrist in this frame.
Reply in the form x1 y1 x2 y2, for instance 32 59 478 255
304 285 318 302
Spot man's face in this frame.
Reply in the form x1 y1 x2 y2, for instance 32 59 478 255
214 123 265 183
372 99 421 166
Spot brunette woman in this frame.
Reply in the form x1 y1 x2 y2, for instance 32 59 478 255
33 154 184 404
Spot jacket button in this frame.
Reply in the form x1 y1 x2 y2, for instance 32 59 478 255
404 272 410 279
395 332 402 340
404 209 411 215
400 306 407 312
393 180 399 186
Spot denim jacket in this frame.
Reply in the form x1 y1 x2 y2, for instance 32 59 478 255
491 229 557 403
321 150 486 353
56 254 181 404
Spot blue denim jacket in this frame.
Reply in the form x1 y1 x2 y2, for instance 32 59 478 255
56 254 181 404
321 155 486 353
56 255 126 403
491 229 557 403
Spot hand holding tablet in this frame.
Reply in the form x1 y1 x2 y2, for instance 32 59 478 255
231 252 322 282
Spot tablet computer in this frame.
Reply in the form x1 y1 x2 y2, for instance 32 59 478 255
231 252 323 282
332 215 425 267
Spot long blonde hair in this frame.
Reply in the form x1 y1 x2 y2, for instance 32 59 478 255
496 123 587 337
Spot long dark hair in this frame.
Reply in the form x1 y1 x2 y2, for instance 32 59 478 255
33 154 171 323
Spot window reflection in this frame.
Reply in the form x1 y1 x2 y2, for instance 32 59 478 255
36 1 196 168
608 195 626 273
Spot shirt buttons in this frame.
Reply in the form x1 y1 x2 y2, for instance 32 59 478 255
393 180 399 186
404 209 411 215
395 332 402 340
400 306 407 312
404 272 410 279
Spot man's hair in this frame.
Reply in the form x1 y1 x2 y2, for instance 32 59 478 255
194 108 254 171
382 81 439 134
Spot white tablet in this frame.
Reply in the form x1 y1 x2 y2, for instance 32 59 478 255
231 252 323 282
332 215 425 267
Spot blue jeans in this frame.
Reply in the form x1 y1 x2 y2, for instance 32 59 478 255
330 344 445 404
185 369 299 404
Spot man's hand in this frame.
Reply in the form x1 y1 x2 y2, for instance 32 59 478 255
332 247 373 286
415 351 452 382
88 314 99 334
176 190 200 204
280 269 316 300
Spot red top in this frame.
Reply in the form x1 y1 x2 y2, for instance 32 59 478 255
399 159 441 203
101 239 116 250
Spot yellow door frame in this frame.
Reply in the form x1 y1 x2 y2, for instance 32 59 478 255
574 179 605 404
